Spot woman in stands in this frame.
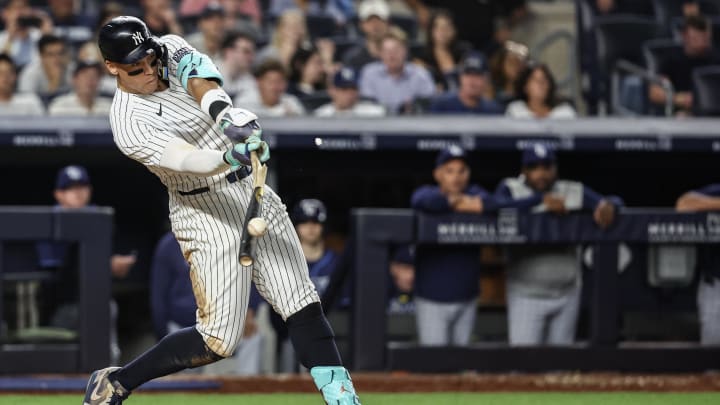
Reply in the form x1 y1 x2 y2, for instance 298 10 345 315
505 62 576 119
288 44 328 99
489 40 528 106
414 9 471 92
256 9 309 67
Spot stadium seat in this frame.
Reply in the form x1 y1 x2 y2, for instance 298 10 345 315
306 15 340 40
692 65 720 116
299 92 332 112
389 15 418 41
331 37 360 62
642 38 682 74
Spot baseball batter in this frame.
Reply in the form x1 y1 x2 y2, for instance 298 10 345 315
82 16 360 405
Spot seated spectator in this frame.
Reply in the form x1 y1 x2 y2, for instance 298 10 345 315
256 9 308 68
181 0 263 28
234 58 305 116
359 30 435 114
649 15 720 115
506 63 576 119
288 44 327 99
414 9 471 92
18 34 71 98
489 40 528 106
315 67 386 117
217 31 258 100
0 53 44 115
429 52 503 115
342 0 390 71
676 185 720 346
141 0 183 37
47 0 94 44
494 144 621 346
269 0 355 27
187 3 226 62
48 61 111 116
150 231 263 375
0 0 53 68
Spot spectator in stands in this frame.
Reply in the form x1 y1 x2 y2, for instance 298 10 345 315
48 0 95 29
187 3 225 62
48 61 111 116
359 30 435 114
676 185 720 346
429 52 503 115
404 0 528 55
269 0 355 27
506 63 576 119
288 44 327 99
315 66 385 117
18 34 71 98
0 0 53 68
414 9 471 92
257 9 308 68
82 2 124 97
593 0 655 16
150 231 263 374
36 165 137 365
494 144 621 346
489 40 528 106
234 58 305 116
0 53 43 115
410 146 498 346
217 31 258 100
342 0 390 71
141 0 183 37
649 15 720 115
181 0 263 28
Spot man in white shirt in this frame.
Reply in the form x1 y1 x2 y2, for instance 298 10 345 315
186 3 225 63
49 60 112 116
234 58 305 117
18 34 71 97
315 67 385 117
0 53 43 115
217 31 258 101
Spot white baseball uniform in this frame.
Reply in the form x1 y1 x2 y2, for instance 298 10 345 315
109 35 319 357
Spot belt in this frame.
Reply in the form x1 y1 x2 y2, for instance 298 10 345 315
177 167 251 196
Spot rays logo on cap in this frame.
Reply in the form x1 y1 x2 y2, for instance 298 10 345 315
132 31 144 46
66 166 84 180
534 143 548 158
300 199 327 222
448 144 464 157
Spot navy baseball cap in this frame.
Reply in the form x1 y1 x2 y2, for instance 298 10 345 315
460 52 488 75
522 143 557 166
55 165 91 190
292 199 328 224
435 145 467 168
333 67 359 88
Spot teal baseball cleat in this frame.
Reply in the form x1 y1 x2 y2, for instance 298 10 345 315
310 366 361 405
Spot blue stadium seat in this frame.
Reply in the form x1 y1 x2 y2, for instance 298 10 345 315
692 65 720 116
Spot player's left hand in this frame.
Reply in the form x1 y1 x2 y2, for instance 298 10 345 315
219 107 262 142
245 134 270 163
223 136 270 166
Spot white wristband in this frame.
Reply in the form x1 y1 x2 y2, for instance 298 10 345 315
200 88 233 123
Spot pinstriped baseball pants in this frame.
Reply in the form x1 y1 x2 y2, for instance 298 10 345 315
168 176 319 357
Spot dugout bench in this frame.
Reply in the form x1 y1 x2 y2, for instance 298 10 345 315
351 209 720 372
0 207 113 373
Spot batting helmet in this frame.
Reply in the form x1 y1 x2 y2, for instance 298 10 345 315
98 16 162 64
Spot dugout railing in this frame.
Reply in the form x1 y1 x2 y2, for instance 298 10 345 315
0 207 113 373
351 209 720 372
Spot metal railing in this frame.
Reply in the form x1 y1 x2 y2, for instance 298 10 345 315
612 59 675 117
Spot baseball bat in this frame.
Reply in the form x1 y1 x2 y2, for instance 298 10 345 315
238 151 268 267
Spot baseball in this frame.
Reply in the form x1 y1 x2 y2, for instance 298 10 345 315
248 217 268 236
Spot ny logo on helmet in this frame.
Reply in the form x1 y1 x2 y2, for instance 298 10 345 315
132 31 144 46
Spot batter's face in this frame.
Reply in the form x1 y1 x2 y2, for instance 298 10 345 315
296 222 323 244
523 162 557 192
105 53 162 95
434 159 470 195
54 185 92 209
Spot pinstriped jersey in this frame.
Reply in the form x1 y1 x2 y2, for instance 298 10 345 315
109 34 233 193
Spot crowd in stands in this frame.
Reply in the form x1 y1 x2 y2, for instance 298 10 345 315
5 0 717 118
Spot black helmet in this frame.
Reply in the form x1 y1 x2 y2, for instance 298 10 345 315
98 16 160 64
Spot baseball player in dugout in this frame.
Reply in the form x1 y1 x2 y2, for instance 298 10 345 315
494 144 622 346
83 16 360 405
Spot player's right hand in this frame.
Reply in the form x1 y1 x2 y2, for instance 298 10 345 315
223 137 270 167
